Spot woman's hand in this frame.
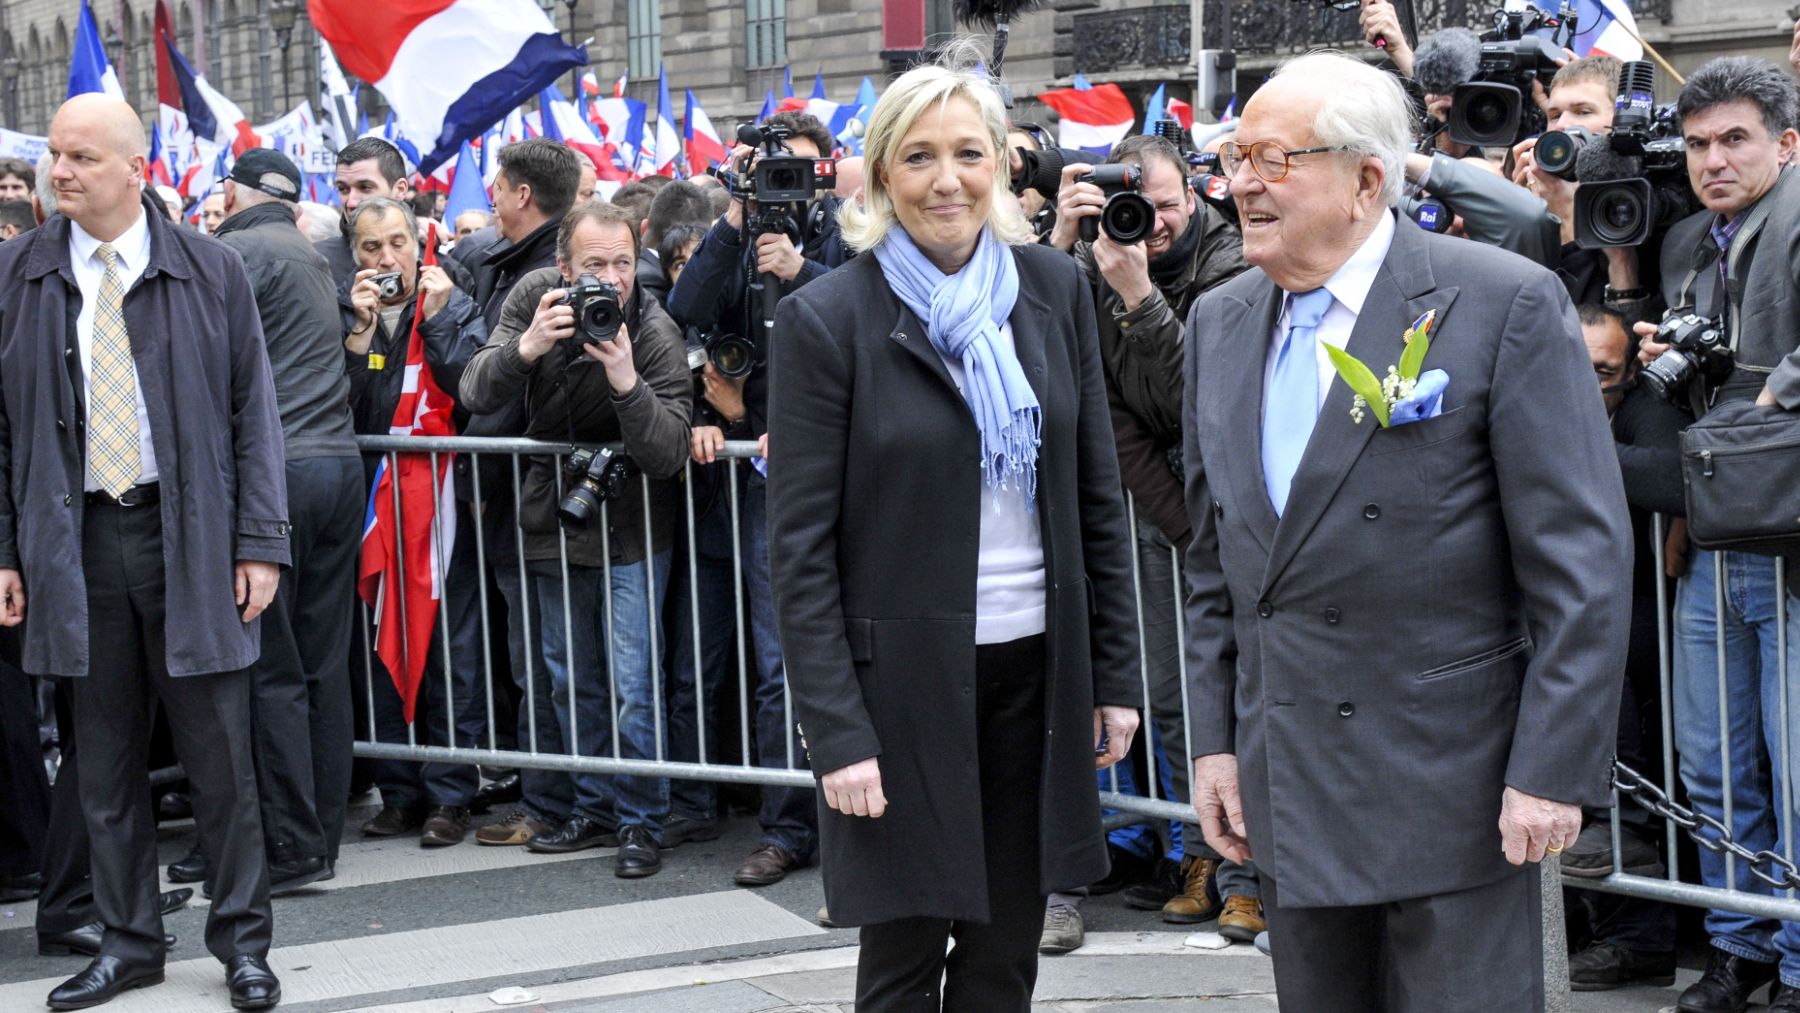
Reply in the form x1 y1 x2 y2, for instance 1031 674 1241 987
1093 706 1139 770
822 757 887 818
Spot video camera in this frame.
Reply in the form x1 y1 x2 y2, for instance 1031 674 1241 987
710 122 837 206
558 446 640 529
1537 62 1698 249
560 273 624 346
1447 1 1579 148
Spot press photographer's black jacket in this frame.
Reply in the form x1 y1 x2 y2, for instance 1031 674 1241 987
460 267 692 569
338 282 488 457
1657 166 1800 410
665 195 851 437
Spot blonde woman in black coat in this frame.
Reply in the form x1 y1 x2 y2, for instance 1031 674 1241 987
767 46 1142 1012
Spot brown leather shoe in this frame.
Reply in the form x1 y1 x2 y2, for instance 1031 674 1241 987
420 805 471 847
360 805 426 837
475 809 555 846
734 844 802 887
1216 894 1266 941
1160 856 1220 924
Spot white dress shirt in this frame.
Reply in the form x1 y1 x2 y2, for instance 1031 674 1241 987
70 210 159 490
936 320 1048 645
1264 210 1398 410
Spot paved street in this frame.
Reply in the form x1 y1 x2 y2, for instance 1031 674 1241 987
0 795 1732 1012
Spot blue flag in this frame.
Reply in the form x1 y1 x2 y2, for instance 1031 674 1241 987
1142 83 1167 135
811 70 827 101
755 91 776 125
1073 73 1093 91
782 66 794 99
443 142 488 226
67 0 123 100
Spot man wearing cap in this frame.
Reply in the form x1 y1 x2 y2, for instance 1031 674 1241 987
184 148 362 898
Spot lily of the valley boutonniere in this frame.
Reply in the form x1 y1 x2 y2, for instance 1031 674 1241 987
1326 309 1449 427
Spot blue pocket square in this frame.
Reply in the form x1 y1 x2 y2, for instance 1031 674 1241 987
1388 369 1449 426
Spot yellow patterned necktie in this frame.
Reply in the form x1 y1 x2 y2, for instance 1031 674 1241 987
88 243 142 498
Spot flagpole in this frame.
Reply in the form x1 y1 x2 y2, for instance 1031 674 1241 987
1618 25 1686 86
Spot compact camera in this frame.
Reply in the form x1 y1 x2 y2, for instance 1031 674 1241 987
1641 311 1733 404
1076 164 1156 245
560 273 623 346
373 271 405 301
558 446 639 529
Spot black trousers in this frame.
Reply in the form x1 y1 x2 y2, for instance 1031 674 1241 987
250 455 361 866
36 679 92 935
0 644 49 879
1261 864 1544 1013
72 498 271 964
855 635 1046 1013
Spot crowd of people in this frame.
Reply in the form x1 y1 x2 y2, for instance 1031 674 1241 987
0 10 1799 1010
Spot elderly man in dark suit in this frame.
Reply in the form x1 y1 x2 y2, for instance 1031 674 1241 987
0 94 287 1011
1181 53 1631 1010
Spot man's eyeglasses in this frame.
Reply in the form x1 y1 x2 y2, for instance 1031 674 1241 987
1217 141 1354 183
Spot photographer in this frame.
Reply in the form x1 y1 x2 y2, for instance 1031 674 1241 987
340 196 493 845
1508 57 1654 321
459 201 692 878
1045 134 1260 937
1631 56 1800 1013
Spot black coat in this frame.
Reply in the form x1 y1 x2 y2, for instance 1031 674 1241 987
0 198 290 677
767 244 1140 926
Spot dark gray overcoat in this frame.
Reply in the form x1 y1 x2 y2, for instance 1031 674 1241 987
0 196 290 678
767 243 1140 927
1181 213 1632 909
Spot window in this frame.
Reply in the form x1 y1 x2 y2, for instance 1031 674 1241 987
627 0 660 81
745 0 785 70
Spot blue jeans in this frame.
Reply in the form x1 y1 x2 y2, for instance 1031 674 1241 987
1674 550 1800 985
532 552 672 837
664 477 739 822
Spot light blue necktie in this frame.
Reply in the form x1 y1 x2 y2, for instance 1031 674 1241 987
1262 287 1335 516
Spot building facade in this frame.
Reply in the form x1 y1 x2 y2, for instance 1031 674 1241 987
0 0 1785 147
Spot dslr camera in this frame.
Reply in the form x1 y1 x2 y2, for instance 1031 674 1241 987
372 271 405 301
1448 2 1578 148
560 273 624 346
1077 164 1156 245
1641 311 1732 403
684 330 758 381
558 446 640 529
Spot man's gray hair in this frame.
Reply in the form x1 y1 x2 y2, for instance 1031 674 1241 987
296 201 340 243
33 151 55 212
349 195 418 240
1272 52 1413 207
1677 56 1800 136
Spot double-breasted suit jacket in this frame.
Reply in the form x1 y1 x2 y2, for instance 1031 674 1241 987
768 243 1140 927
1181 213 1633 908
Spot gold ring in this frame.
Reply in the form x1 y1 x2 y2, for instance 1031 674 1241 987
1546 844 1564 853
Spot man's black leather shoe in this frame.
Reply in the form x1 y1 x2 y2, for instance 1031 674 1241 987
40 924 176 957
1770 981 1800 1012
166 846 208 884
526 814 618 853
470 772 522 814
614 824 663 878
160 888 193 915
0 871 42 902
46 955 164 1010
360 805 427 837
1678 948 1780 1013
1568 941 1676 991
269 856 332 897
225 953 281 1010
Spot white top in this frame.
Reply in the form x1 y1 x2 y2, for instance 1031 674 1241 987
1264 210 1397 409
936 320 1048 645
69 211 159 491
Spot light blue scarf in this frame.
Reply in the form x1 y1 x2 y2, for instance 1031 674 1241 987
872 225 1038 500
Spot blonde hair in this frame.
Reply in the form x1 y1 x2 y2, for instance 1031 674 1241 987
838 39 1033 252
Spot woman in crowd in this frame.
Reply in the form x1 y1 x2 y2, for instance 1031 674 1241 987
766 43 1142 1012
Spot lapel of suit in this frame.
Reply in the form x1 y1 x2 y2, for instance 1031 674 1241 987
1261 217 1459 594
1215 283 1283 554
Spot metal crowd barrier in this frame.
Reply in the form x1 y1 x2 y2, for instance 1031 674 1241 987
349 436 1800 923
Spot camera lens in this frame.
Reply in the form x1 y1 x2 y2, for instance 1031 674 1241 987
1595 189 1645 245
557 480 604 528
1466 95 1512 140
709 336 756 379
1639 349 1696 403
767 167 800 193
1102 193 1156 245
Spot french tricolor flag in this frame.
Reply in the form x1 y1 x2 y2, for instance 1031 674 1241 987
1037 81 1136 156
309 0 588 176
159 29 259 156
540 85 633 182
66 0 124 101
685 90 726 170
1571 0 1644 61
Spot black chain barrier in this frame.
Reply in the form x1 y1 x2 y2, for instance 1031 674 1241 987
1613 761 1800 892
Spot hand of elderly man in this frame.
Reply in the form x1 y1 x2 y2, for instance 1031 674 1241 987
1093 706 1140 770
0 569 24 626
822 757 887 818
417 265 453 322
1193 753 1253 863
1498 786 1582 865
